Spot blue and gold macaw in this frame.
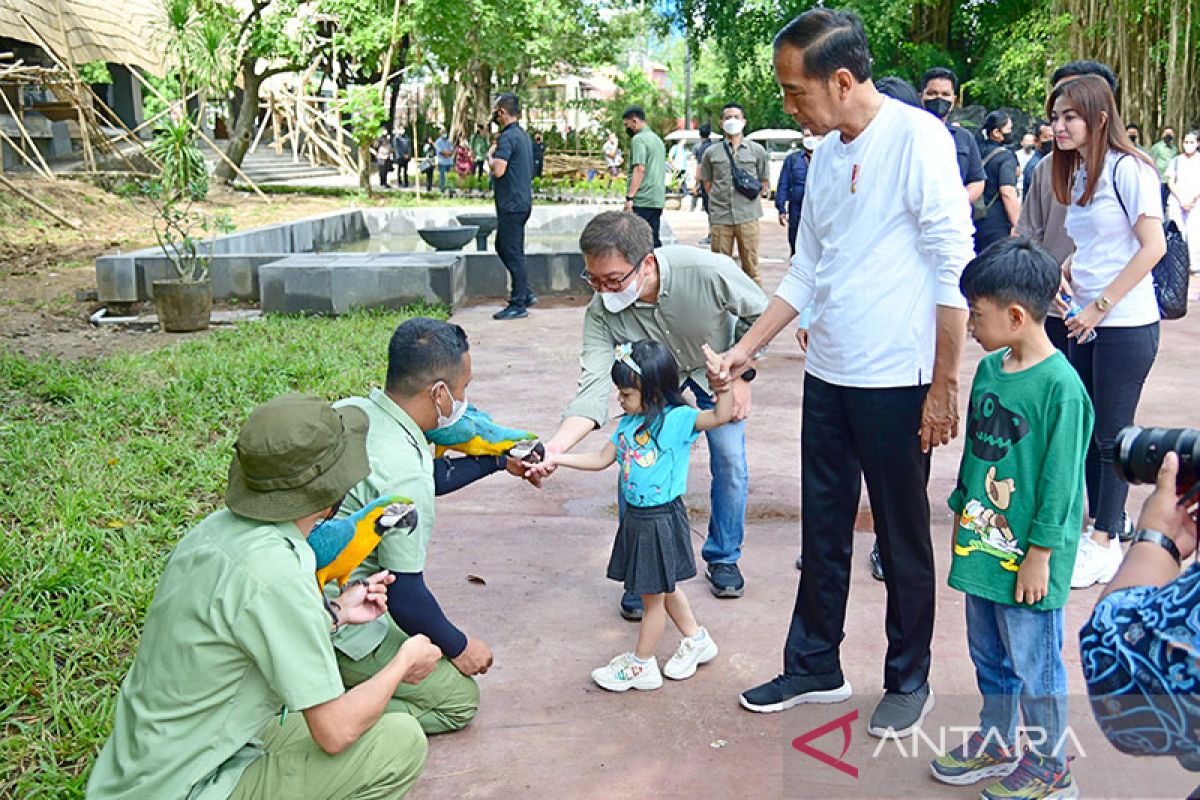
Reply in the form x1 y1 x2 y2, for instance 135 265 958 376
311 495 418 588
424 404 541 460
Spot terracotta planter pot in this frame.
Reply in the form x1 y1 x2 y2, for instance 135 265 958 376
152 280 212 333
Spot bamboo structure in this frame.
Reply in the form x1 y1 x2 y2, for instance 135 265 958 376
252 82 360 176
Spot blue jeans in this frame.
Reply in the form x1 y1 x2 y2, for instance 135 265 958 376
437 164 451 190
966 594 1069 770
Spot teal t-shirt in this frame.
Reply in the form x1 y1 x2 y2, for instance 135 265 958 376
948 350 1094 610
629 128 666 209
611 404 700 507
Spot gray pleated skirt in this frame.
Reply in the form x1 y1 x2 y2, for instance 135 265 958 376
606 496 697 595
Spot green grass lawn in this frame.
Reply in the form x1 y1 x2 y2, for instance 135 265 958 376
0 307 445 797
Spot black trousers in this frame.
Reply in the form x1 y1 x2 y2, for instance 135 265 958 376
632 205 663 248
397 158 410 186
785 374 934 693
495 210 531 306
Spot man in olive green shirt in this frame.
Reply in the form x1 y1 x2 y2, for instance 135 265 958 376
700 103 771 284
470 123 490 179
332 318 535 735
1150 126 1179 206
541 211 767 617
87 394 442 800
622 105 667 248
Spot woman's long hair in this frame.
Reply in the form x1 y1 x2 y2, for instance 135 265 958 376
611 340 688 440
1047 74 1155 206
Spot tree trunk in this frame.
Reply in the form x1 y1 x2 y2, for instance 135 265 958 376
215 57 263 183
911 0 953 49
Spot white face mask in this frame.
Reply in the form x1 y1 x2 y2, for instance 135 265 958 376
802 136 819 151
601 274 641 313
722 118 745 136
432 382 468 429
1185 142 1199 155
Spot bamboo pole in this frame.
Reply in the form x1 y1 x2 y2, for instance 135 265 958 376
0 125 55 179
127 66 269 200
0 86 55 178
0 172 80 228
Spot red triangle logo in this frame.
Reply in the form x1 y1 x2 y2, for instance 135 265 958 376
791 709 859 779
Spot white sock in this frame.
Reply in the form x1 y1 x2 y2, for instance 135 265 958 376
630 652 651 665
690 627 706 641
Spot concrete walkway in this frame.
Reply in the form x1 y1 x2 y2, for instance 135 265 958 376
410 203 1200 798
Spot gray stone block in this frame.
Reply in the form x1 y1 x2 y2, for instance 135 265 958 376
95 255 139 303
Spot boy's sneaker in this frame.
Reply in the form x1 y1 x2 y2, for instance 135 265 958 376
1070 536 1123 589
980 753 1078 799
739 672 852 713
930 732 1019 786
867 682 934 738
870 542 885 581
664 628 719 680
706 563 745 598
591 652 662 692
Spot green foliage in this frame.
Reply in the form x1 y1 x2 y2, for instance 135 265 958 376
0 307 445 797
77 61 113 85
604 68 680 139
149 118 209 200
345 86 389 147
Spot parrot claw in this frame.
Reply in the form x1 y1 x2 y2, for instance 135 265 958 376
507 439 546 464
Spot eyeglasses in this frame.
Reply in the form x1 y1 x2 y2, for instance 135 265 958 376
580 256 646 291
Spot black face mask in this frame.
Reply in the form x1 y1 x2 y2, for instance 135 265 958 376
1040 140 1053 156
999 131 1014 145
492 112 502 127
1164 135 1176 145
922 97 952 120
624 125 636 138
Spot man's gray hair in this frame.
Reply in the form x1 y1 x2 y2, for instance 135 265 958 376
578 211 654 268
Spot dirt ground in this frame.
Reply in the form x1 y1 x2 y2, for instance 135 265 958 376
0 176 351 360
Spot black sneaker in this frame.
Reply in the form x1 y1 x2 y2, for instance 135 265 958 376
867 682 934 738
795 553 803 570
619 590 643 622
1118 511 1135 543
739 672 853 713
492 304 528 320
705 563 744 598
870 542 885 581
524 292 539 308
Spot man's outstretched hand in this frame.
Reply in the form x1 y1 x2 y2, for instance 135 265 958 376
707 345 752 393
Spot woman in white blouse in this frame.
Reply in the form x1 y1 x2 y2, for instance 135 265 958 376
1166 130 1200 273
1046 74 1168 589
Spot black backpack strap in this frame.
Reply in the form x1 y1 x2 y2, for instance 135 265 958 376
1111 153 1131 220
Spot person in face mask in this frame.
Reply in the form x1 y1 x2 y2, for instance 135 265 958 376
1151 126 1180 206
1165 130 1200 272
540 211 768 618
698 102 771 284
622 105 667 248
919 67 986 204
975 110 1021 253
86 393 441 800
329 317 540 736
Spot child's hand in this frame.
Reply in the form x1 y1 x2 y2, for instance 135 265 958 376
525 452 556 480
1014 546 1051 605
701 344 730 393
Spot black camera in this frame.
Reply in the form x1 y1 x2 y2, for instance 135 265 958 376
1114 426 1200 494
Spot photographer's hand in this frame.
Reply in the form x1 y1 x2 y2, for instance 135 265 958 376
1101 453 1197 599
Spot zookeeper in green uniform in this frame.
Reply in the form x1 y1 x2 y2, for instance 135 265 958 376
87 393 443 800
332 317 538 734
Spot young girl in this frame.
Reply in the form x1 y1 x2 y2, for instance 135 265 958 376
541 340 733 691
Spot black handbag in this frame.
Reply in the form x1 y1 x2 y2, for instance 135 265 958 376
1111 155 1191 319
723 141 763 200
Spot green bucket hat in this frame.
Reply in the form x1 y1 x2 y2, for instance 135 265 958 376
225 393 370 523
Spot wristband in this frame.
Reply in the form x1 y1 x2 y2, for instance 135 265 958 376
740 367 757 383
1132 528 1181 566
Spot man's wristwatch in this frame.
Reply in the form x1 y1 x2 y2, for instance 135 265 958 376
625 196 635 202
739 367 757 383
1132 528 1181 566
1095 294 1113 312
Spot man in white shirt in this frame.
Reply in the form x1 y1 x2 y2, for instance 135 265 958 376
710 8 973 738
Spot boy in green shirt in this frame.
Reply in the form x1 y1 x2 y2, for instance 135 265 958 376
930 240 1093 800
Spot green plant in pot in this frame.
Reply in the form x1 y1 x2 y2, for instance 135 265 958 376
143 121 234 332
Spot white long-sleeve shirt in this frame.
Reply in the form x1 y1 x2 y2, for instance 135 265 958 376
776 97 975 388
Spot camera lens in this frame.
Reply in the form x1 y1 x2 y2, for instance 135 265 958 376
1115 426 1200 487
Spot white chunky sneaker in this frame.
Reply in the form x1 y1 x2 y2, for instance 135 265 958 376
1070 535 1123 589
591 652 663 692
663 628 719 680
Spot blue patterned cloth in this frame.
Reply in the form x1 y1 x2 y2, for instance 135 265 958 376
1078 562 1200 771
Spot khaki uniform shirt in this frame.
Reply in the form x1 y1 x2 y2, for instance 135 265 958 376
700 138 769 225
331 389 436 660
563 245 768 427
86 511 343 800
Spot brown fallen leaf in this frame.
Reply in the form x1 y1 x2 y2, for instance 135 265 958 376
466 574 487 585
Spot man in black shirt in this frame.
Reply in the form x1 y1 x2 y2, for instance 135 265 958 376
488 93 536 320
919 67 984 204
